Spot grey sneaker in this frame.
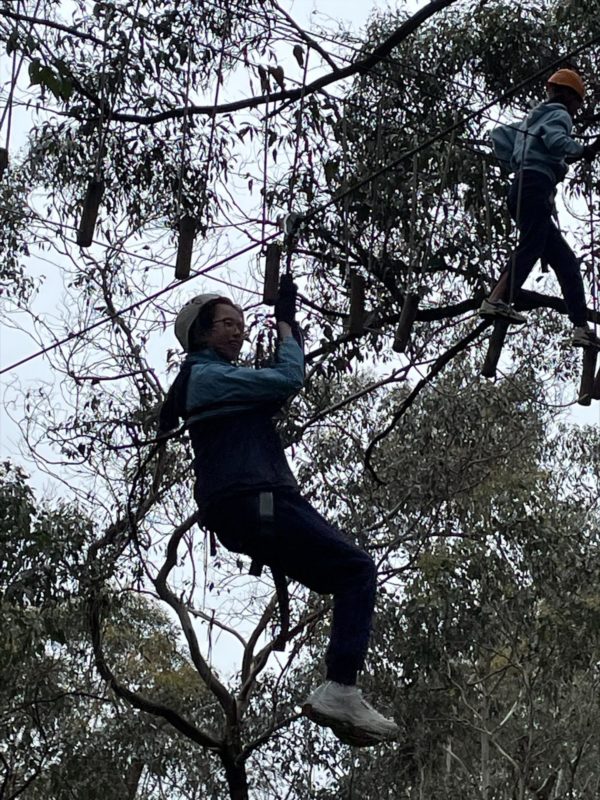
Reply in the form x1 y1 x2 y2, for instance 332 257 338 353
302 681 399 747
479 298 526 325
571 325 600 349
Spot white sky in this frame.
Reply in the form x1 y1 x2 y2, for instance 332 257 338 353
1 0 598 471
0 0 598 719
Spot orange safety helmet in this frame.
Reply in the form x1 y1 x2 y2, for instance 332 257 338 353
547 68 585 100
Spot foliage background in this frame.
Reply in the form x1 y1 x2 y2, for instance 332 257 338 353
2 0 600 797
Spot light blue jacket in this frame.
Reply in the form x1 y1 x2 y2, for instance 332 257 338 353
490 101 584 183
185 336 304 425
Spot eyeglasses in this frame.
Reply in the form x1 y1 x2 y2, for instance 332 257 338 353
212 317 245 334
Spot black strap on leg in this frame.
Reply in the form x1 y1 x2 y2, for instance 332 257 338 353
271 567 289 652
249 491 289 651
208 529 217 557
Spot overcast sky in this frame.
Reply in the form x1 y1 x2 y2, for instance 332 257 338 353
1 0 598 469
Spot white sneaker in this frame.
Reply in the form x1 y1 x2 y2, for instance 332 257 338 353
479 298 526 325
302 681 399 747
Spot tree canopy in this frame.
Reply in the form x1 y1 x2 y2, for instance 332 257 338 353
2 0 600 798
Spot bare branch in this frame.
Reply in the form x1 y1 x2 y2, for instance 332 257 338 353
88 593 221 751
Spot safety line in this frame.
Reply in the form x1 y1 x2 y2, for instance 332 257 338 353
0 234 276 376
3 31 600 375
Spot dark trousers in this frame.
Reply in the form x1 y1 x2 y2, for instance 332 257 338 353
500 170 587 326
204 490 377 685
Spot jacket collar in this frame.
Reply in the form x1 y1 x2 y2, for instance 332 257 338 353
186 348 233 365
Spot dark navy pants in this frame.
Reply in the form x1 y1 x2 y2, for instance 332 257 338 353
500 169 587 326
204 490 377 685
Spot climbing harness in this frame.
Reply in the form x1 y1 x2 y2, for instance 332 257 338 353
248 491 289 652
158 356 291 651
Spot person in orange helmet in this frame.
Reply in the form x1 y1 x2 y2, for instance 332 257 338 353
480 68 600 348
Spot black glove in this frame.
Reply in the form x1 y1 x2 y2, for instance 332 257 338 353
581 136 600 163
582 145 597 163
274 273 297 326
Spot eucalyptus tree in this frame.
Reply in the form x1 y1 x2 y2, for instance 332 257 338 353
2 1 600 798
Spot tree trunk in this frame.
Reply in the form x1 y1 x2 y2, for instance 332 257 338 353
481 694 490 800
222 754 249 800
124 760 144 799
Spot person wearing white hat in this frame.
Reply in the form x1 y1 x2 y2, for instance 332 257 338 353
159 277 399 747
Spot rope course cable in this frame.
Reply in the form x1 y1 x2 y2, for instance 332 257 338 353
0 0 20 171
0 233 277 377
174 32 195 281
176 4 233 280
3 32 600 376
282 46 310 277
76 0 143 247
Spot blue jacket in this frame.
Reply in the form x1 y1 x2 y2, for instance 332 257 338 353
490 101 584 183
159 336 304 512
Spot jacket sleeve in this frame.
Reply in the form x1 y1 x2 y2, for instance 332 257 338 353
540 109 584 159
490 123 519 171
187 336 304 411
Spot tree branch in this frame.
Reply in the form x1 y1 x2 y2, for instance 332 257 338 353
0 9 106 46
364 320 489 480
69 0 461 125
154 519 236 720
87 593 221 751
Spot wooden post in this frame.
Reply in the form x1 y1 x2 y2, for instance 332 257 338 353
262 243 281 305
175 215 197 280
591 358 600 401
578 348 598 406
0 148 8 180
481 319 509 378
347 271 365 335
76 178 105 247
393 292 420 353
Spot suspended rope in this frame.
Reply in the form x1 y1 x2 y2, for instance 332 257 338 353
175 8 230 280
283 46 310 277
582 171 600 404
0 0 43 179
174 41 195 280
339 97 364 336
392 149 420 352
0 8 19 180
261 92 282 305
394 119 456 353
77 0 142 247
76 6 109 247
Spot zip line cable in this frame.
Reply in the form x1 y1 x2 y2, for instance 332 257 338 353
3 32 600 375
0 234 276 377
304 30 600 224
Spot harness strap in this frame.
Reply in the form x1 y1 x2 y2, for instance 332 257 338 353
250 491 289 652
